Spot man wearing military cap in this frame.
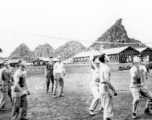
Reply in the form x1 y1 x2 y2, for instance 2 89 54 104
0 59 14 111
45 56 54 93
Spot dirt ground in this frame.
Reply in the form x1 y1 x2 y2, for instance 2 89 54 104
0 65 152 120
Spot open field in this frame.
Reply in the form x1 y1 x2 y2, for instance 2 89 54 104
0 65 152 120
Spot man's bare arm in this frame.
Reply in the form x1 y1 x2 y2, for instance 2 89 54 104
23 72 28 91
62 63 66 75
89 53 96 70
90 61 95 70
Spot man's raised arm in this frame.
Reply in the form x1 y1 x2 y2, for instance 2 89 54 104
89 52 96 70
62 63 66 76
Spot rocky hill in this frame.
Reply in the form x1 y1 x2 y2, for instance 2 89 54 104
88 19 145 51
54 41 86 60
9 41 86 61
9 19 146 61
33 43 54 58
9 43 34 62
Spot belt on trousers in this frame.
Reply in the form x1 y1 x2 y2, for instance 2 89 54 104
100 82 107 84
132 82 141 84
12 91 21 97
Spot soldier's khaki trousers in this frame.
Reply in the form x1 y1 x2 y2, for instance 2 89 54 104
0 91 7 109
0 85 12 109
53 73 64 96
99 84 113 120
89 83 101 111
46 74 54 92
130 85 152 114
11 92 28 120
101 93 113 120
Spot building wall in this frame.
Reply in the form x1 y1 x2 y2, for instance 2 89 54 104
73 47 140 64
108 54 119 63
119 47 140 63
73 56 90 64
141 48 152 61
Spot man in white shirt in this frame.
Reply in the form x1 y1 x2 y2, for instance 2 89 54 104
99 54 117 120
130 56 152 119
53 56 65 98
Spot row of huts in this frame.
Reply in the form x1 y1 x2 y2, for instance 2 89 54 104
1 46 152 66
72 46 152 63
33 58 58 66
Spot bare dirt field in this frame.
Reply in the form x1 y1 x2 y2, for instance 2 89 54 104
0 65 152 120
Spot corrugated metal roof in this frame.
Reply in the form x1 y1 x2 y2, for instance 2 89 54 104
8 59 21 64
39 58 49 61
39 57 58 61
136 47 152 52
73 51 101 58
100 46 129 55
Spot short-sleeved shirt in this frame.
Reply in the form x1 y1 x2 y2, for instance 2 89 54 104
0 67 13 85
0 66 13 91
99 63 111 94
54 62 64 74
46 62 54 77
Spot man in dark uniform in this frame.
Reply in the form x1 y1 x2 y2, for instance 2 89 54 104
45 56 54 93
0 60 13 111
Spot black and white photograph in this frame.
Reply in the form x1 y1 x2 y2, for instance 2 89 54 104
0 0 152 120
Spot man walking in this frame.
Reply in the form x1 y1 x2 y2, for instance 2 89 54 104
45 56 54 93
89 54 102 116
11 61 29 120
53 56 65 98
130 56 152 119
0 60 13 111
98 54 117 120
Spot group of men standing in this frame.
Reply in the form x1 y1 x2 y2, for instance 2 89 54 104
0 54 152 120
89 53 152 120
0 56 65 120
0 60 29 120
45 56 65 98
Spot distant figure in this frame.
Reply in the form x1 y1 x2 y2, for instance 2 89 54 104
89 54 102 116
130 56 152 119
11 61 30 120
142 57 150 79
45 56 54 93
0 60 14 111
99 54 117 120
53 56 65 98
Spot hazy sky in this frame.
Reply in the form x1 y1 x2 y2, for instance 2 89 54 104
0 0 152 57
